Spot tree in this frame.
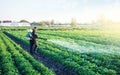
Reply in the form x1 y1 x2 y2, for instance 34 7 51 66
39 21 45 26
51 20 54 25
39 21 53 27
71 18 77 27
31 22 40 26
45 21 51 26
20 19 29 23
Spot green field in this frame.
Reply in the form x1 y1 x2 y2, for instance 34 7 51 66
0 27 120 75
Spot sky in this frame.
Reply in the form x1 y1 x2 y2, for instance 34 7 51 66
0 0 120 23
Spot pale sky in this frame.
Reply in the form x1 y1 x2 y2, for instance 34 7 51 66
0 0 120 23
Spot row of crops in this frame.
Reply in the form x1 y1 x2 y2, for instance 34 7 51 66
37 30 120 54
0 32 54 75
37 30 120 47
5 30 120 75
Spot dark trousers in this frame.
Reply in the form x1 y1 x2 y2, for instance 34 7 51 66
30 40 38 54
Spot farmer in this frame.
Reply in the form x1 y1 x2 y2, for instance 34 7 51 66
30 27 39 55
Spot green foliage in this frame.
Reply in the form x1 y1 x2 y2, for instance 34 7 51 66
4 29 120 75
0 32 54 75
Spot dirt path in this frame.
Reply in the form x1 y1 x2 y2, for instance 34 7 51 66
4 32 76 75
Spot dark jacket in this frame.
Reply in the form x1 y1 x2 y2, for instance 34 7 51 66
30 30 38 44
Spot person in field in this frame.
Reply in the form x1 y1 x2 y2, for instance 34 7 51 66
30 27 39 55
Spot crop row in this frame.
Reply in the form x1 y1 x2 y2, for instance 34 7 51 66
37 30 120 47
0 34 19 75
38 33 120 54
0 32 54 75
5 31 120 75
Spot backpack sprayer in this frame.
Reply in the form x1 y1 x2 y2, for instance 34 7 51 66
26 28 32 38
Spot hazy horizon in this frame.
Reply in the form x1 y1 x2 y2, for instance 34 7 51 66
0 0 120 23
